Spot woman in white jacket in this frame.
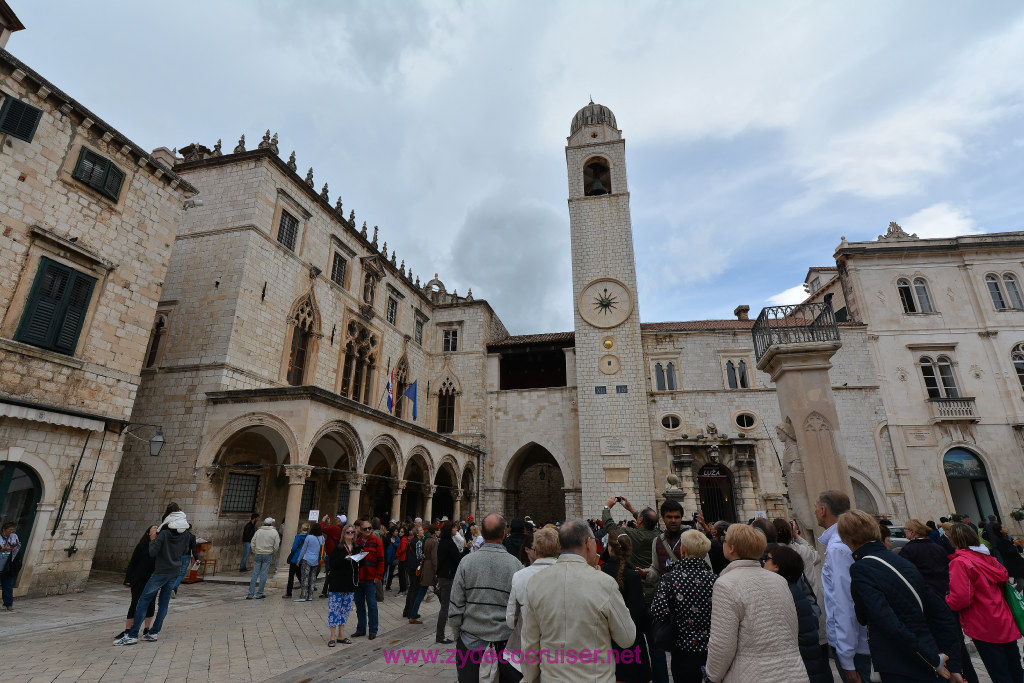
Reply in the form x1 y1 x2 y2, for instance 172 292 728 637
504 528 559 672
705 524 809 683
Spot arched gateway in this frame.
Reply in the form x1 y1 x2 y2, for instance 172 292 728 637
503 443 565 524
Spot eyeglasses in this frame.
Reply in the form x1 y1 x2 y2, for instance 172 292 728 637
344 530 355 535
361 527 371 531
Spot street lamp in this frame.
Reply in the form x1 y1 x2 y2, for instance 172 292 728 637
120 422 166 456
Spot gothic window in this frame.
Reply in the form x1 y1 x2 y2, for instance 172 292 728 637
583 157 611 196
340 320 378 404
737 360 749 389
725 358 751 389
442 329 458 353
654 363 666 391
394 357 410 419
1005 274 1024 309
386 297 398 325
986 274 1008 310
437 378 456 434
144 316 166 368
1013 344 1024 391
666 362 677 390
277 210 298 251
330 252 347 287
913 278 934 313
726 360 738 389
920 355 959 399
286 296 317 386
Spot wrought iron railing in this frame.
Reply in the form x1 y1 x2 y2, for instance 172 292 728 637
928 397 977 421
752 300 841 362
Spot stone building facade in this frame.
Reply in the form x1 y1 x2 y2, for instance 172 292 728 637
0 47 195 596
90 102 1024 574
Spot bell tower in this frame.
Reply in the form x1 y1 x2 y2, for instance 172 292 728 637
566 102 655 516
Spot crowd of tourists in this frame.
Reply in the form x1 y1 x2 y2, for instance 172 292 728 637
107 493 1024 683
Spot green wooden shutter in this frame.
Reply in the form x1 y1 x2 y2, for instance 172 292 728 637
53 274 95 354
72 148 105 186
102 165 125 200
0 96 43 143
15 258 96 355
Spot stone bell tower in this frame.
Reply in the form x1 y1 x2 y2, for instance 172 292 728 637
566 101 655 515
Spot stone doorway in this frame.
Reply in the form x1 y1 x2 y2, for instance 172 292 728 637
503 443 565 525
697 463 737 523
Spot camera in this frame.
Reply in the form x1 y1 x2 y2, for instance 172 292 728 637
615 496 623 503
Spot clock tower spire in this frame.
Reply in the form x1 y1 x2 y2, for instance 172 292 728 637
566 102 655 516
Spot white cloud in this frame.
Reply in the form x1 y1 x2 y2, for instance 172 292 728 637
767 285 809 306
901 203 979 238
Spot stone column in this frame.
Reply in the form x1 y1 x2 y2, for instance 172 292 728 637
347 474 366 523
391 479 407 523
757 340 854 547
424 485 437 522
279 465 314 569
453 488 463 520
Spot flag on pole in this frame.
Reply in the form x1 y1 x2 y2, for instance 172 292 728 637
403 380 418 421
386 370 394 413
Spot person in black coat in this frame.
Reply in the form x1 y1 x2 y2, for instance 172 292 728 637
840 511 963 682
764 544 833 683
117 525 157 641
991 525 1024 591
503 518 527 558
899 520 952 596
326 525 360 645
601 529 652 683
434 521 463 644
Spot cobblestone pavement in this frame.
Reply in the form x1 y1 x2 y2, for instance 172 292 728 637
0 572 996 682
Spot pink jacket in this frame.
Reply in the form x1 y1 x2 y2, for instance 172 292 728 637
945 548 1020 643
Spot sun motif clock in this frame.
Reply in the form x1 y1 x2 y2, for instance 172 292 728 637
578 278 633 329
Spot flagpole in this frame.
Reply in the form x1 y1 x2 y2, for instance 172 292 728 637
376 357 391 411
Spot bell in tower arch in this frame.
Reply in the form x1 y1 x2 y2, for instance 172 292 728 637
584 159 612 196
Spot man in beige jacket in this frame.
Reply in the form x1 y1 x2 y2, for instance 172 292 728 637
521 519 635 683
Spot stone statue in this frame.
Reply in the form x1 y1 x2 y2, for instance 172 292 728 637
211 139 222 157
320 183 329 201
270 133 279 154
258 130 271 149
287 151 297 171
305 168 314 187
233 134 246 153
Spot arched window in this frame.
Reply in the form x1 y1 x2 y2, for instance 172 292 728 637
897 278 917 313
921 355 959 399
654 363 666 391
913 278 934 313
665 362 677 391
340 321 377 404
1013 344 1024 392
583 158 611 196
986 274 1007 310
437 378 456 434
726 360 738 389
286 299 317 386
144 316 166 368
1005 274 1024 309
737 360 749 389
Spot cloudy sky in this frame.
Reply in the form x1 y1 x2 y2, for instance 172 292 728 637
11 1 1024 334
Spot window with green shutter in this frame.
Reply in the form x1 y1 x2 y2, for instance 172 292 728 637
0 94 43 143
72 148 125 201
15 257 96 356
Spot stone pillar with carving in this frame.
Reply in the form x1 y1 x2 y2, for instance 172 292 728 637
391 479 406 523
757 340 854 547
453 488 463 521
347 474 366 524
279 465 313 569
424 485 437 522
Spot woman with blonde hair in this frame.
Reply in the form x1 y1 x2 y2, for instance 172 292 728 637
506 527 559 673
650 529 717 683
325 524 359 646
600 528 650 683
946 522 1023 682
705 524 808 682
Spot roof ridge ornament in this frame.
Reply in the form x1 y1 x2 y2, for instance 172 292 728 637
320 183 329 201
878 221 919 241
258 130 272 150
211 139 222 157
270 133 279 155
286 151 297 171
233 134 246 153
305 167 314 187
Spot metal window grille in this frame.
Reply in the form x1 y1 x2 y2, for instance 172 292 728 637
300 480 316 514
331 253 347 286
222 473 260 513
387 298 398 324
415 319 424 345
278 211 298 251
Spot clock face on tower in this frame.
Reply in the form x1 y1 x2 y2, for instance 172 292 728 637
578 278 633 329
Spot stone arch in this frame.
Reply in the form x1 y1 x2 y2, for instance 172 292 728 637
435 454 458 484
501 441 576 489
502 442 568 524
197 412 300 469
430 370 463 395
289 290 322 334
940 444 999 522
433 457 460 520
306 420 363 470
803 411 838 462
361 434 402 476
582 155 612 196
848 467 884 516
1 446 58 505
406 445 434 483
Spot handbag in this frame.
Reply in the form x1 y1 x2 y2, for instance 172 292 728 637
1002 582 1024 634
650 616 675 651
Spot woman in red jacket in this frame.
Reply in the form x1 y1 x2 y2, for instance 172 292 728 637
390 527 409 595
945 523 1023 682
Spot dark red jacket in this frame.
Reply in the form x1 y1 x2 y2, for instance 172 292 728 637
396 535 409 562
356 533 385 583
322 524 342 555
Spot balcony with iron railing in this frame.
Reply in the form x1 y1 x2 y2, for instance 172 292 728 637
927 396 978 423
752 299 841 362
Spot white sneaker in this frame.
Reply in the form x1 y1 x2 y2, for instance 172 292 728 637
142 633 158 642
114 635 138 646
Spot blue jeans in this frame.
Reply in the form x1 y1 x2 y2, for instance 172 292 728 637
248 554 273 598
832 650 873 683
409 585 426 619
354 581 379 635
173 554 190 591
972 639 1024 683
650 645 669 683
129 572 177 637
240 542 252 570
0 574 14 607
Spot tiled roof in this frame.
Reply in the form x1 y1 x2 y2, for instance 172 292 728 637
487 332 575 348
641 320 755 331
810 266 838 272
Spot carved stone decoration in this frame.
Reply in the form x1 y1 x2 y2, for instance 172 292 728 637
284 464 314 485
258 130 272 149
287 151 297 171
878 221 919 241
970 364 984 380
399 260 405 276
895 366 909 382
320 183 329 201
394 479 408 493
705 422 718 438
347 473 367 490
391 250 397 266
305 168 314 187
466 288 473 300
335 196 343 213
185 144 200 162
212 139 222 157
233 134 246 153
372 226 379 248
415 275 421 287
381 241 387 256
360 221 368 238
876 290 886 305
946 286 955 302
425 485 437 498
350 209 356 225
270 133 279 154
